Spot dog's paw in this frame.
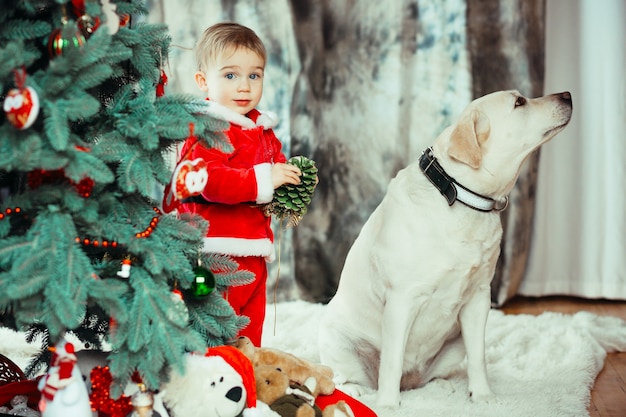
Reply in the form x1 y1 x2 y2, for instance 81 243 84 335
429 378 457 393
337 382 374 398
375 392 401 408
469 388 496 403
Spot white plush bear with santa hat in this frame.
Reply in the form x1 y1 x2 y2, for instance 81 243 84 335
162 345 269 417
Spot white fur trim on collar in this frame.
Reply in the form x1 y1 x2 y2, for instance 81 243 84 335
199 101 278 130
255 111 278 129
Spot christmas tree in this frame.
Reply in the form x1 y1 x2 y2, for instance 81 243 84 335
0 0 251 400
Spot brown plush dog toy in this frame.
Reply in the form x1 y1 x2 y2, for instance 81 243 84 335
254 365 353 417
233 337 335 396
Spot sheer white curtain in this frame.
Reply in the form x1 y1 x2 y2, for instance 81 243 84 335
522 0 626 298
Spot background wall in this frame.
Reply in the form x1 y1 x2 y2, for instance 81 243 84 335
523 0 626 299
145 0 626 304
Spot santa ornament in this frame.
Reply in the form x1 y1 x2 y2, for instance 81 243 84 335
3 68 40 130
171 158 208 200
37 339 92 417
162 123 208 213
128 383 161 417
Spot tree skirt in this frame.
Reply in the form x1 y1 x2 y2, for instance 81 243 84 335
261 300 626 417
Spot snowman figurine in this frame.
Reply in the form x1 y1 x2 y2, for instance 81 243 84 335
37 339 92 417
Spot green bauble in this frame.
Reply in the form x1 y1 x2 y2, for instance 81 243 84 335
267 156 318 226
191 266 215 299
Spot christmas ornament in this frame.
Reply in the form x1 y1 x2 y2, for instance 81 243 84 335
27 168 94 198
38 339 92 417
48 18 86 58
72 0 100 38
77 13 100 38
162 124 208 213
168 283 189 323
191 264 215 299
173 158 208 199
89 366 133 417
156 69 168 97
119 13 131 28
116 258 131 278
128 383 161 417
265 156 318 226
3 68 40 130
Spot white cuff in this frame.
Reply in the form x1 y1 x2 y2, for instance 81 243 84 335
254 163 273 204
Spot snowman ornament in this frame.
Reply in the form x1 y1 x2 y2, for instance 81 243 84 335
38 339 92 417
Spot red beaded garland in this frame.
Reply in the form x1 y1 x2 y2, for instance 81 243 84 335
134 207 161 239
0 207 22 220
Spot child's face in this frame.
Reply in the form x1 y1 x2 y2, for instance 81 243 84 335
195 47 265 116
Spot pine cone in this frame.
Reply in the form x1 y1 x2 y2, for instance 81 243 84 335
265 156 318 226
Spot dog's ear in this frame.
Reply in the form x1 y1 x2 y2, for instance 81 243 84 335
447 109 490 169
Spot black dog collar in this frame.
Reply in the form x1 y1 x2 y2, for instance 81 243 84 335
418 147 508 212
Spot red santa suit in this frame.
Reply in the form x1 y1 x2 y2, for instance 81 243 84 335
177 101 287 346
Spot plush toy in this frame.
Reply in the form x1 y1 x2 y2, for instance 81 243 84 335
254 366 353 417
234 337 378 417
233 337 335 396
162 345 262 417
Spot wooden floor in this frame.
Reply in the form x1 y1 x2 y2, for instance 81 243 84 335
500 296 626 417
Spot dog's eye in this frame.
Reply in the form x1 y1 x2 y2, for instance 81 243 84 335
515 96 526 107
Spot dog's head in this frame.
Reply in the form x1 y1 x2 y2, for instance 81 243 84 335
434 90 572 198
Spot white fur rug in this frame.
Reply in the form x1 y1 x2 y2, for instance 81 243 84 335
2 301 625 417
262 301 626 417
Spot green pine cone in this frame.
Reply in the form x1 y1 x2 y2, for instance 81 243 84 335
267 156 318 225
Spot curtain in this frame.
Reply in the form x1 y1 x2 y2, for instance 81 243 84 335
522 0 626 299
147 0 548 305
466 0 547 305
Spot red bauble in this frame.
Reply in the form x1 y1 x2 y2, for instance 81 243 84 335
74 177 95 198
3 86 40 129
27 168 94 198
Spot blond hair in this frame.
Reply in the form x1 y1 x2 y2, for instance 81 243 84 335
195 22 267 73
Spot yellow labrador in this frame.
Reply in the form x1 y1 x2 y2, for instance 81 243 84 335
318 91 573 407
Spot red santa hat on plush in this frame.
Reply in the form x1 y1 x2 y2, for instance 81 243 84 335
205 345 262 417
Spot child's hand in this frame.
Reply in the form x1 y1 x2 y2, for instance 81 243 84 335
272 162 302 189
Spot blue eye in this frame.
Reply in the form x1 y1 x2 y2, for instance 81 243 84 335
249 74 260 80
225 73 235 80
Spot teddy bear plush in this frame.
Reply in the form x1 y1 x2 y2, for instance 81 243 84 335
254 365 353 417
233 337 335 396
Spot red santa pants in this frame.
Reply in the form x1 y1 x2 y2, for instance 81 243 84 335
225 255 267 347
